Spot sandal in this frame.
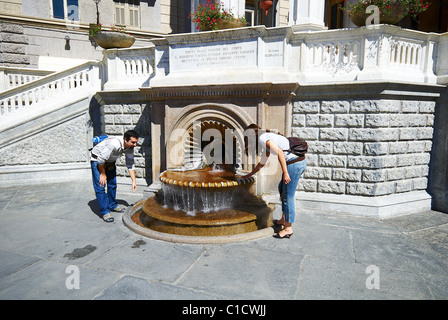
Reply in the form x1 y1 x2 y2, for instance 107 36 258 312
273 231 293 239
103 213 114 223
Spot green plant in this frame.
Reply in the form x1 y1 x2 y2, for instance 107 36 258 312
190 0 247 30
89 23 102 37
339 0 430 20
110 24 128 34
89 23 130 37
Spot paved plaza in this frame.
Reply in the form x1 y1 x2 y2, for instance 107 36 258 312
0 179 447 301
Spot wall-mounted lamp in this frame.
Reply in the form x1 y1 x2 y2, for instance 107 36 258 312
65 35 71 50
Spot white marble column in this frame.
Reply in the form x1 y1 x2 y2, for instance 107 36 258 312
221 0 245 17
288 0 326 30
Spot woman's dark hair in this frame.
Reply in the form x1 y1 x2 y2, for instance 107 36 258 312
124 130 139 141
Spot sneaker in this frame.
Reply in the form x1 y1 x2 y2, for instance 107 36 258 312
111 206 126 213
103 213 114 222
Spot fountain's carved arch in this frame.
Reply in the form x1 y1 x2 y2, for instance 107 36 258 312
166 103 254 171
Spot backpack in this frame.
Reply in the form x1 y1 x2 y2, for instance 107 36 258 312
89 135 109 151
92 135 109 145
286 137 308 156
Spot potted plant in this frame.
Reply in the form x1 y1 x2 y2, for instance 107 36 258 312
339 0 430 27
89 23 135 49
190 0 247 31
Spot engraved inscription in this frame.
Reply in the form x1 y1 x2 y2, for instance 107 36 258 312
172 41 257 70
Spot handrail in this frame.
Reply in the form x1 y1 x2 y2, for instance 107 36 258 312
0 61 100 119
0 67 54 91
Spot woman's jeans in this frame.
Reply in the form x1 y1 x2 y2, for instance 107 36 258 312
278 159 307 223
91 161 118 216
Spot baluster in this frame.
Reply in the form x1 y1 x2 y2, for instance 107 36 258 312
124 60 130 76
42 83 49 100
12 96 18 112
404 45 408 65
414 46 419 66
74 74 79 88
143 58 149 75
37 85 43 103
76 72 82 87
49 81 54 96
30 88 36 105
5 98 10 114
131 60 136 76
6 75 11 90
317 45 323 66
23 91 30 108
62 77 67 91
390 43 395 64
19 93 24 109
81 70 87 86
86 70 91 86
400 45 404 64
6 97 11 113
309 46 315 65
137 59 142 76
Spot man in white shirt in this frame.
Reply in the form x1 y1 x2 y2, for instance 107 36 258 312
90 130 139 222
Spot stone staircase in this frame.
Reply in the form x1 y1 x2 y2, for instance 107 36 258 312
0 61 101 186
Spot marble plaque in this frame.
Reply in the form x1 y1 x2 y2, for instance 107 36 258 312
171 39 258 71
263 40 284 68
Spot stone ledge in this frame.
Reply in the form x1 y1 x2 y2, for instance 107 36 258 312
0 163 90 187
263 190 432 219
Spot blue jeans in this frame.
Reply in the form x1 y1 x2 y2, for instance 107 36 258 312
278 159 307 223
91 161 118 216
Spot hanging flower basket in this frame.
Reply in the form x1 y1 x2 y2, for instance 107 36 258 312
89 24 135 49
339 0 430 27
349 3 408 26
93 31 135 49
190 0 247 31
199 19 247 31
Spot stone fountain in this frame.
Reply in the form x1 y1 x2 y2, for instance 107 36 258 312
123 121 274 244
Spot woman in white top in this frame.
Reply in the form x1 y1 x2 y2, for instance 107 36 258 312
243 124 307 238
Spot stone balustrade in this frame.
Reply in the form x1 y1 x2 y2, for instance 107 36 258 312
102 47 154 91
0 67 53 92
0 61 100 120
101 25 447 90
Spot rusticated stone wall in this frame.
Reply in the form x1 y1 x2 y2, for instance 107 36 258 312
0 22 30 68
99 101 152 186
291 98 435 198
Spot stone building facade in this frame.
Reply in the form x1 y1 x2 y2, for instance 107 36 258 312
1 1 448 216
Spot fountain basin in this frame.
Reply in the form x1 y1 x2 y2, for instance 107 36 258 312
123 199 274 244
159 168 255 214
122 168 274 243
134 196 259 236
159 168 255 188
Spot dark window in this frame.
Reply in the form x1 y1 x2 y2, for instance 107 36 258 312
52 0 65 19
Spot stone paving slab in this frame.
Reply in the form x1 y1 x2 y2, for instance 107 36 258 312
0 179 447 302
